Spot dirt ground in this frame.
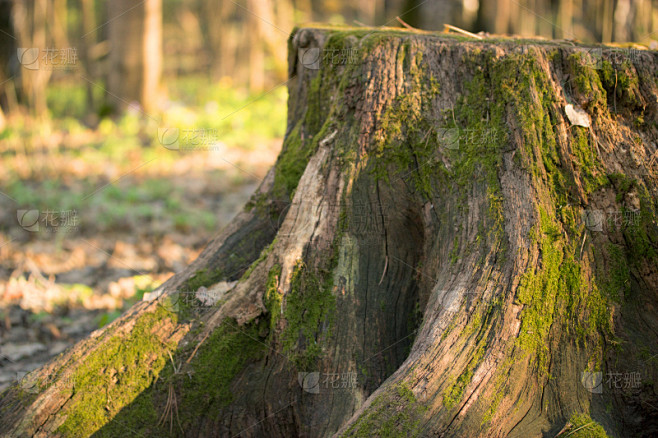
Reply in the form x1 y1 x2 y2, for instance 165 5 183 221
0 139 280 391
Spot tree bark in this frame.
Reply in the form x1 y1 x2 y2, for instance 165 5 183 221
106 0 162 113
11 0 52 117
1 26 658 438
0 0 16 120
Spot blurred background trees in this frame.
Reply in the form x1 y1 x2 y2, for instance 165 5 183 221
0 0 656 119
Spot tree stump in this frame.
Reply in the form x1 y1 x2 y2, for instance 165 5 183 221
1 25 657 438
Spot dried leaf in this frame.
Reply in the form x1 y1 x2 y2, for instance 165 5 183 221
565 104 591 128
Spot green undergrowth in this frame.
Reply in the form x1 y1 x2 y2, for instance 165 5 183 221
57 306 178 437
345 381 427 437
281 259 336 370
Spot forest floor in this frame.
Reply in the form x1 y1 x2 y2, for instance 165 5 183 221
0 78 286 391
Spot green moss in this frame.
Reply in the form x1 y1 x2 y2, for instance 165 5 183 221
272 121 309 199
604 243 631 300
441 300 499 412
443 344 485 410
181 318 268 409
264 264 283 334
608 172 636 203
275 29 374 200
244 191 268 213
241 239 277 282
369 42 444 198
346 381 427 437
450 232 460 264
462 311 483 340
281 260 336 370
478 49 619 380
501 52 591 224
622 188 658 264
56 307 178 437
441 313 460 340
571 127 608 194
480 358 513 425
516 208 611 376
182 267 224 292
95 315 272 436
560 413 610 438
598 59 640 110
365 45 513 264
566 52 608 115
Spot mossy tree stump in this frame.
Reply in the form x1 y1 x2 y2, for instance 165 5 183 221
1 26 657 438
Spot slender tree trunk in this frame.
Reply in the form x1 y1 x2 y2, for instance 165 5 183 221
79 0 96 115
50 0 68 51
476 0 511 34
106 0 161 113
12 0 52 117
0 0 16 119
1 26 657 438
601 0 614 42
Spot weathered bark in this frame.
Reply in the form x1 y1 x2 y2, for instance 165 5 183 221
1 26 658 438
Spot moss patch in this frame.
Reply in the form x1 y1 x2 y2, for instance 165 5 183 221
559 413 610 438
370 44 444 199
443 344 486 410
264 264 283 334
516 208 611 377
565 52 608 115
180 319 268 409
182 267 224 292
94 317 269 436
281 260 336 370
272 121 311 199
598 59 641 110
623 187 658 264
345 381 427 437
241 239 277 282
57 307 178 437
